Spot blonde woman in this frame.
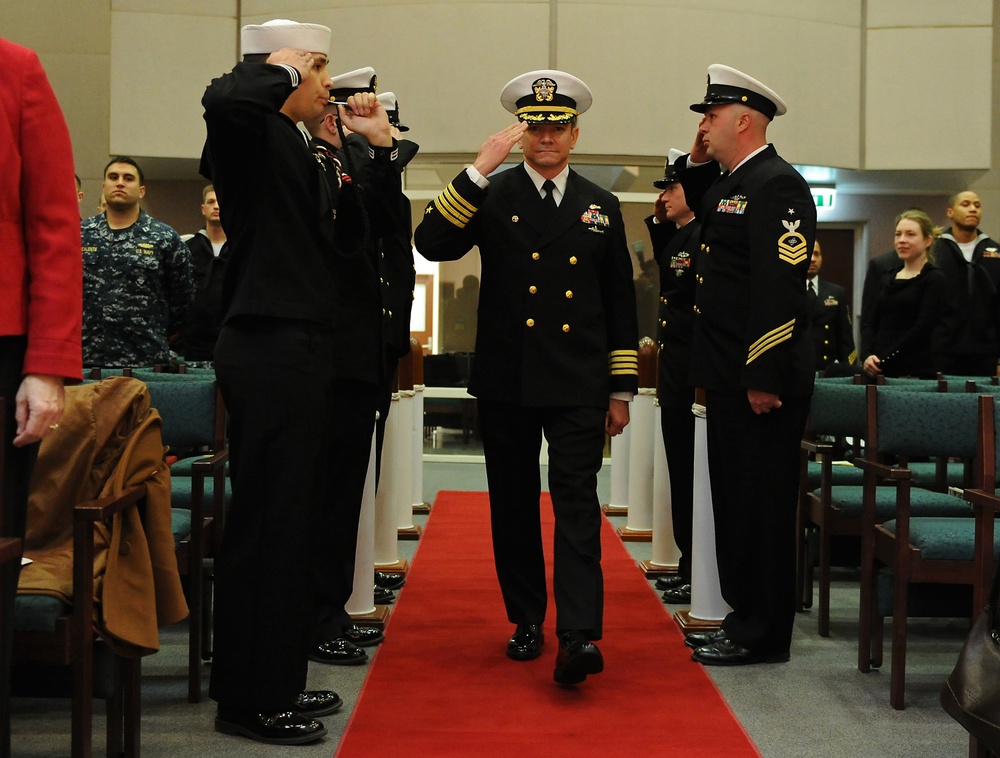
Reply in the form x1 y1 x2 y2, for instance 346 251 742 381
860 209 947 378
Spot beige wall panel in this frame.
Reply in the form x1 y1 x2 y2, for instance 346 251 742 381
867 0 991 28
234 4 550 154
865 26 992 170
560 0 859 27
110 13 236 159
557 5 861 168
0 0 110 54
112 0 237 17
44 53 112 184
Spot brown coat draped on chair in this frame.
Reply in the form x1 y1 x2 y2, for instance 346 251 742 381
17 376 188 656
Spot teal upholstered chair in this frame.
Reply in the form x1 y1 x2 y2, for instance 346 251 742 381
798 381 868 615
138 372 228 704
12 377 180 757
856 388 990 709
800 380 973 636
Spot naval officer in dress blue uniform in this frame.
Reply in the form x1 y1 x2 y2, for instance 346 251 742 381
678 64 816 666
806 240 857 372
414 70 638 685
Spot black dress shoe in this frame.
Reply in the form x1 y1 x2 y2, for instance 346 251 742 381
374 585 395 604
553 631 604 685
374 571 406 591
661 584 692 604
684 628 726 649
655 574 688 591
343 624 384 647
291 690 343 717
215 708 327 745
506 623 544 661
691 639 791 666
310 638 369 666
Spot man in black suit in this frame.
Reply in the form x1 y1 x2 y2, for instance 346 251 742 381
644 149 701 605
414 69 638 685
806 240 857 372
678 64 816 666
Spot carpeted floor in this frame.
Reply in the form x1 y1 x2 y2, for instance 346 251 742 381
335 491 760 758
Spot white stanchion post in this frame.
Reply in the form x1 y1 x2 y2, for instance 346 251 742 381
395 390 415 531
346 419 378 615
412 383 426 510
374 393 400 567
688 401 729 622
650 398 680 567
605 425 630 513
623 388 656 534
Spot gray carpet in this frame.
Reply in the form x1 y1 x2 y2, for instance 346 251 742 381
10 460 974 756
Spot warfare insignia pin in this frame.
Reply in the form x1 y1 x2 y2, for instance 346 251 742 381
777 219 808 265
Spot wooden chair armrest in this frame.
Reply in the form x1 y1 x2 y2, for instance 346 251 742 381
853 458 912 480
802 440 833 455
191 448 229 474
964 488 1000 513
73 484 148 522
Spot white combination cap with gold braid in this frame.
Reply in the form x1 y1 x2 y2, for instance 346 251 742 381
500 70 592 124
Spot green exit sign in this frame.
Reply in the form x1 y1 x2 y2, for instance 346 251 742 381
812 189 836 208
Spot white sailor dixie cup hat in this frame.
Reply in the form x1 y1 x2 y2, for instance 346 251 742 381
240 19 331 57
689 64 787 120
653 148 688 189
377 92 409 132
500 70 593 124
329 67 378 103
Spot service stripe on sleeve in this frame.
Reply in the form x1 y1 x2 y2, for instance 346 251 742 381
746 319 795 365
432 183 478 229
609 349 639 375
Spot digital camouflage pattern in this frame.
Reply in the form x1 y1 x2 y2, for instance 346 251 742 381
82 209 194 367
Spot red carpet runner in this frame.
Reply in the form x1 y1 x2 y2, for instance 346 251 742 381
335 492 761 757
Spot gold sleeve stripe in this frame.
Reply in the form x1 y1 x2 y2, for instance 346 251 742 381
609 350 639 375
432 183 478 229
432 196 468 228
746 319 795 365
848 349 858 365
443 183 477 216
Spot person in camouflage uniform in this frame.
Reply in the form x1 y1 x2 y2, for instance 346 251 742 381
82 156 194 368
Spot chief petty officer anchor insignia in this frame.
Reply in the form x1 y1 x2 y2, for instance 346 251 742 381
778 218 808 265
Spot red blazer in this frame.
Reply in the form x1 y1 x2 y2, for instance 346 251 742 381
0 38 82 380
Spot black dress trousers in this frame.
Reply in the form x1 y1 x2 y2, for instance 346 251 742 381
477 399 607 640
210 317 339 711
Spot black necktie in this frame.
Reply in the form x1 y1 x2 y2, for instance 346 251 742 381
542 179 557 214
807 280 817 302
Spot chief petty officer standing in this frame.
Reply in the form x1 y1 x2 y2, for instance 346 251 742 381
679 65 816 666
414 70 638 685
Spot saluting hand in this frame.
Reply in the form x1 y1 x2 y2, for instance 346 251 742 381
266 48 314 82
690 122 710 164
653 190 669 223
472 122 529 178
